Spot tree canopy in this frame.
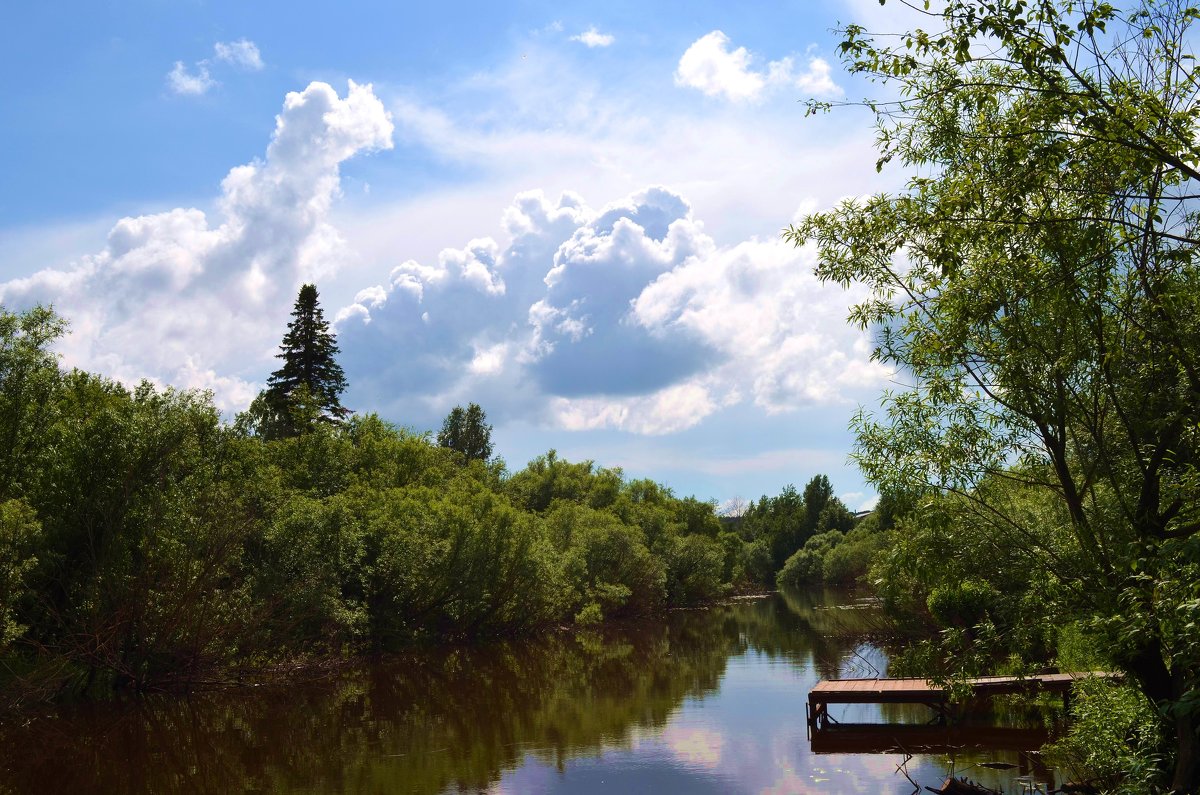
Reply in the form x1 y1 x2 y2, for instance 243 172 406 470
5 306 861 706
437 402 494 463
789 0 1200 788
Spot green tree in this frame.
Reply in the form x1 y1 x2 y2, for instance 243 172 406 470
765 485 807 572
789 0 1200 787
777 531 842 589
0 306 64 500
0 500 40 655
260 284 349 438
802 474 854 536
505 451 623 513
437 402 493 463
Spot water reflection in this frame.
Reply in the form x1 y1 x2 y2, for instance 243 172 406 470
0 589 1059 794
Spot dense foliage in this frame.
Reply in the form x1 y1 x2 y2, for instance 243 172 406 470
790 0 1200 789
0 306 845 708
723 476 877 591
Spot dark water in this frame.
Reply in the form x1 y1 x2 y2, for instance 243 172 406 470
0 589 1060 794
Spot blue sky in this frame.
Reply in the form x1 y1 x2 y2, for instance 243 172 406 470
0 0 920 510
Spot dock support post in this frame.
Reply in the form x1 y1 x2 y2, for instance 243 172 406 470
807 698 827 730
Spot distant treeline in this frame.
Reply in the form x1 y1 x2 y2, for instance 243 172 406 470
0 305 874 706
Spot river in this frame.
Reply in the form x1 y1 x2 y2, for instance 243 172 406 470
0 588 1061 793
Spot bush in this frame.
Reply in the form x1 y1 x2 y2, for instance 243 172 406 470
663 534 725 605
548 503 666 618
574 603 604 626
364 484 566 647
25 378 268 688
737 539 775 588
1044 677 1165 793
823 525 886 584
926 580 1000 628
252 493 367 651
777 531 841 589
0 500 40 654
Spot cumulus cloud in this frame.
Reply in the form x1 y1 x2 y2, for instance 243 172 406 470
336 185 888 435
7 65 880 437
631 235 888 411
675 31 841 102
167 61 216 95
214 39 264 71
675 31 765 101
571 27 614 47
1 81 393 411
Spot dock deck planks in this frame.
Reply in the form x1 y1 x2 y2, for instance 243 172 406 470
806 672 1120 728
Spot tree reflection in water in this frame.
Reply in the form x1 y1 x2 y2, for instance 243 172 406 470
0 589 1055 794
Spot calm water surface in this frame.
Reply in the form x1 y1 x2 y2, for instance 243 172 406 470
0 588 1060 793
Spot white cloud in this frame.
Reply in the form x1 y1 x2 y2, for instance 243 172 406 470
675 31 765 102
335 185 888 436
15 37 887 448
794 56 839 96
839 490 880 512
855 493 881 512
571 27 614 48
675 31 842 102
1 81 393 412
551 382 722 436
356 42 884 270
169 39 263 98
631 234 891 413
167 61 216 95
214 39 264 71
469 342 510 375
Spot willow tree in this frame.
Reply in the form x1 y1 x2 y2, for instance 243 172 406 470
789 1 1200 788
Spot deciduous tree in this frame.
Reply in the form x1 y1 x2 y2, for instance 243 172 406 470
789 1 1200 787
437 402 493 463
0 306 64 499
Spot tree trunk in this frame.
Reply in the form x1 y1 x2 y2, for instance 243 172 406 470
1172 715 1198 794
1124 641 1198 792
1171 666 1199 794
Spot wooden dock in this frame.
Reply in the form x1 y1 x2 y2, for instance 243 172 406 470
808 723 1050 755
806 672 1120 729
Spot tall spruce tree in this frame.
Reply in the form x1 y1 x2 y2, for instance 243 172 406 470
260 284 348 438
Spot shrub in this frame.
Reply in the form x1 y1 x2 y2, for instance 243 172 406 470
574 603 604 626
0 500 40 654
549 503 666 618
663 534 725 605
1044 678 1165 793
364 484 566 646
926 580 1000 628
823 526 885 584
777 531 842 589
